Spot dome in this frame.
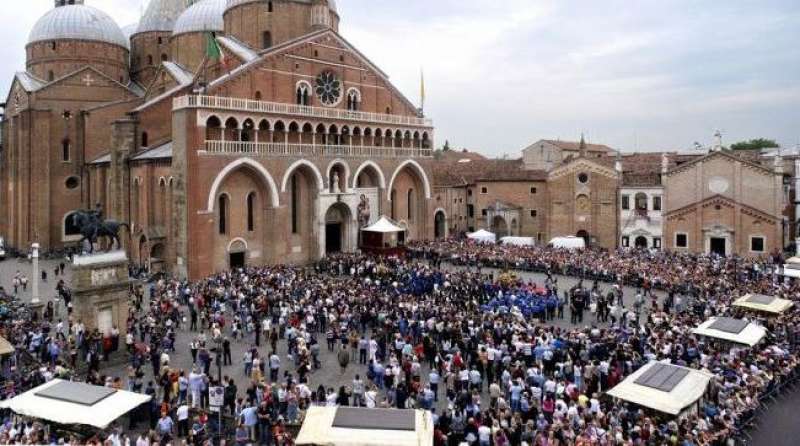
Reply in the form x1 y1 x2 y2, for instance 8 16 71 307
173 0 226 37
28 4 129 49
136 0 190 35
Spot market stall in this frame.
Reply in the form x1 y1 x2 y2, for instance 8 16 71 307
296 406 433 446
606 361 712 417
0 379 151 429
500 236 535 247
692 317 767 347
733 294 794 315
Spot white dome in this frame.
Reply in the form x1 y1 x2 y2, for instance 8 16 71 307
28 4 129 49
173 0 226 37
136 0 189 35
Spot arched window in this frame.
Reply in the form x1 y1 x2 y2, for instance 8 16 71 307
262 31 272 49
62 139 70 162
206 116 222 140
141 131 149 147
346 89 360 111
157 36 163 45
390 189 397 220
147 55 153 65
218 195 228 234
247 192 256 232
296 83 310 106
291 175 299 233
407 188 414 220
161 53 168 62
64 212 82 237
268 1 273 12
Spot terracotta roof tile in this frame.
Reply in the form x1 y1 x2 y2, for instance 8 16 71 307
432 157 546 186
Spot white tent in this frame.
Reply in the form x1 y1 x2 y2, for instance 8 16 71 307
0 379 151 429
362 216 406 234
467 229 496 244
548 236 585 249
733 294 794 314
500 236 535 247
295 406 434 446
692 317 767 347
606 361 712 416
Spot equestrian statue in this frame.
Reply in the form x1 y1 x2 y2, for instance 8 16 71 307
71 204 129 254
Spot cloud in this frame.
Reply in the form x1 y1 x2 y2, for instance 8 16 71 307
2 0 798 154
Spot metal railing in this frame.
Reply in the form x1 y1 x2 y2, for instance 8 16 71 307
201 140 432 158
174 95 433 128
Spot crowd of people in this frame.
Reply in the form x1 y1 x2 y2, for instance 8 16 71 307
0 239 798 445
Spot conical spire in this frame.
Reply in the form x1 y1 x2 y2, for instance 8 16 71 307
579 133 587 158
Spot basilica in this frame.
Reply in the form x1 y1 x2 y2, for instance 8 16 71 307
1 1 796 280
1 0 434 279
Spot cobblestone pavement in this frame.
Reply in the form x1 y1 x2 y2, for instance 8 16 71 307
0 256 72 305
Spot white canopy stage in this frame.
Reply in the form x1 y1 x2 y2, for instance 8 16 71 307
548 236 586 249
606 361 712 417
360 216 407 254
467 229 496 244
362 216 406 234
733 294 794 314
500 236 535 247
296 406 434 446
0 379 151 429
692 317 767 347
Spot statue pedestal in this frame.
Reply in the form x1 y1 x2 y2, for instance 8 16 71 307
70 251 133 336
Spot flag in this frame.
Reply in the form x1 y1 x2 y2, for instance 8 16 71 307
206 32 229 71
420 68 425 110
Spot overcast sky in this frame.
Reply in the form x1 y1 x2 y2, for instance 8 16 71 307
2 0 799 156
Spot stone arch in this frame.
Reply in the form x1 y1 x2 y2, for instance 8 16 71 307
281 159 325 193
491 216 509 239
227 237 249 253
326 159 350 193
206 158 280 212
352 160 386 189
434 208 448 240
323 202 355 254
386 159 432 200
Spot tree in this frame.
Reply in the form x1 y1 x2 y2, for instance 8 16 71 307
730 138 779 151
442 140 451 151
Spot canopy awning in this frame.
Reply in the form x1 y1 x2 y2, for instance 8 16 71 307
692 317 767 347
362 216 406 234
606 361 712 416
467 229 496 243
500 236 535 247
296 406 433 446
0 336 14 356
733 294 794 314
0 379 151 429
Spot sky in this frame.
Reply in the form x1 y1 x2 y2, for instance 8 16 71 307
2 0 799 157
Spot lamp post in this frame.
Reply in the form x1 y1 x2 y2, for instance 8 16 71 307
31 243 40 305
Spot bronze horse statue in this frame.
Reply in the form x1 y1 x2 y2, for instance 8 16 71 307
71 210 129 254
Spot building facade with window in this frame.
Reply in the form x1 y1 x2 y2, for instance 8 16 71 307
663 149 784 256
1 0 435 279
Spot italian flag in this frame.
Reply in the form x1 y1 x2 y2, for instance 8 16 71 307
206 32 229 71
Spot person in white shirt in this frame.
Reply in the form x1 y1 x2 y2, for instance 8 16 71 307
176 404 190 438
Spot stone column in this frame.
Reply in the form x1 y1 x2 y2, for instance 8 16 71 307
31 243 40 305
